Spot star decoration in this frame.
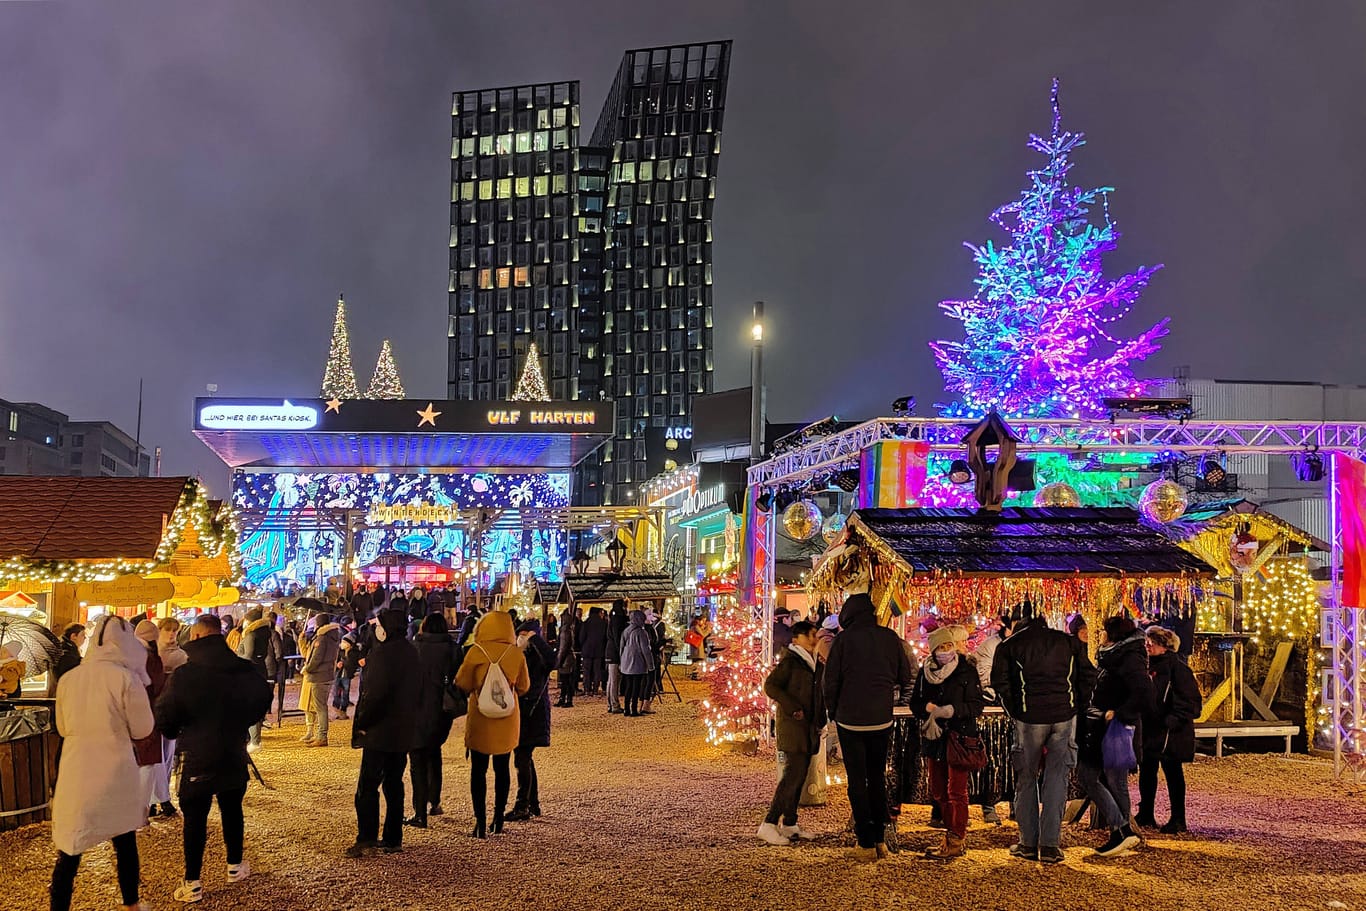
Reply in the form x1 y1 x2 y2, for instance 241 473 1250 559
416 402 442 427
325 397 343 414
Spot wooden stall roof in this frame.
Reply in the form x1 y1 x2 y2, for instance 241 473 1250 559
849 507 1216 578
1158 498 1328 551
0 476 191 561
557 573 679 604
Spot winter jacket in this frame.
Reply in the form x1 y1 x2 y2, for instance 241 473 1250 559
160 641 188 675
772 619 793 655
412 631 457 750
351 611 421 753
132 644 166 767
154 634 272 796
518 632 555 749
974 631 1004 704
556 610 579 675
51 616 155 856
456 611 531 755
618 611 656 675
823 593 914 729
350 590 374 625
1080 631 1156 766
579 611 609 661
239 617 280 680
407 595 428 625
48 639 82 695
911 655 985 761
606 606 628 664
1142 651 1201 763
764 646 824 754
992 617 1097 725
340 628 363 675
302 622 342 684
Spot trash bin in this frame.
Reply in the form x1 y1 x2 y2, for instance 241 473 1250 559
0 704 57 831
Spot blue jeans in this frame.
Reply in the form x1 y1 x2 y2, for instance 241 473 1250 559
333 670 353 710
1011 718 1077 850
1078 761 1132 830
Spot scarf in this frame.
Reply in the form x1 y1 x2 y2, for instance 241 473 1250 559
923 650 959 685
789 643 816 672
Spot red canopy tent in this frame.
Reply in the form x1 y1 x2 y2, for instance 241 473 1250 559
359 552 456 586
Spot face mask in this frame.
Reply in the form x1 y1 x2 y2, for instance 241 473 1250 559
934 648 957 664
374 624 388 643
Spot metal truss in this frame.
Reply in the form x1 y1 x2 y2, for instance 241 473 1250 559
748 417 1366 489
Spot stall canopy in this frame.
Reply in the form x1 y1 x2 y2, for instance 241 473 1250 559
557 573 678 605
810 507 1216 625
360 552 456 585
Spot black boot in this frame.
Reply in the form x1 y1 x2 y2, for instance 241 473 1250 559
404 815 427 828
505 804 532 822
490 808 505 835
470 821 486 839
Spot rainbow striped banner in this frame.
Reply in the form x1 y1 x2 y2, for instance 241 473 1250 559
858 440 932 509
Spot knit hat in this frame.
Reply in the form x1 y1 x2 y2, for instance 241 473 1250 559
821 615 840 632
1067 614 1088 637
927 625 965 653
134 619 159 643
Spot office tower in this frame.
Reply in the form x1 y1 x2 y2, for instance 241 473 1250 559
448 41 731 505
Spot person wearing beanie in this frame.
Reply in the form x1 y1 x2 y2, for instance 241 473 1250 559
912 625 984 860
1136 626 1200 834
131 620 172 820
1080 614 1155 858
507 618 555 822
757 620 825 847
156 614 273 904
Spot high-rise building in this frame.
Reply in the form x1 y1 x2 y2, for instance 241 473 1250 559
448 41 731 505
0 398 151 477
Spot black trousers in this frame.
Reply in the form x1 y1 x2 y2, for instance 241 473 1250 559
513 745 540 811
408 745 444 818
622 672 648 714
470 750 511 825
51 830 139 911
837 726 892 848
1138 754 1188 824
558 667 579 703
583 657 606 694
182 785 246 880
766 750 812 826
355 748 408 847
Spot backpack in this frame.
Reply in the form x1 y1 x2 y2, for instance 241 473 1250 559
474 643 517 719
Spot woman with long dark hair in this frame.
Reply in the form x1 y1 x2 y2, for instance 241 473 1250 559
507 619 554 821
407 613 457 827
1136 626 1200 833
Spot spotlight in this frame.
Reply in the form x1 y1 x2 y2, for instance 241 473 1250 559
891 395 917 417
948 459 972 485
1200 454 1226 487
833 468 860 492
755 491 775 512
1291 448 1325 483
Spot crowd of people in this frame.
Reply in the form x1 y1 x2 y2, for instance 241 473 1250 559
759 578 1201 864
42 581 683 908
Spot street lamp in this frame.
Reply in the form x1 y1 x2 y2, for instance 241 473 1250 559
605 537 627 574
751 300 766 465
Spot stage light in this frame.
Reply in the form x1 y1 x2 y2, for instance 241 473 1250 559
755 491 775 512
1200 454 1226 487
891 395 916 417
948 459 972 485
1292 448 1325 482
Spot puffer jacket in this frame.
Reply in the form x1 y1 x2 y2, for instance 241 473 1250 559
456 612 531 755
618 611 655 675
822 593 914 728
412 631 457 749
1081 631 1155 766
301 622 341 684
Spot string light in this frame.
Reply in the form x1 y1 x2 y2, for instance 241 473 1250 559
1242 558 1319 645
321 294 361 399
364 339 406 399
510 341 552 402
930 78 1167 420
701 600 769 746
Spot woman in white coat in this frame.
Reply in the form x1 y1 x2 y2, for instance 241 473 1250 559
50 614 155 911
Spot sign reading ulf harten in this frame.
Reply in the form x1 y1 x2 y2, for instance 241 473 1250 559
486 409 598 427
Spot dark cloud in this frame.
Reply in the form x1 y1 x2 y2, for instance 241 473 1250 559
2 1 1362 490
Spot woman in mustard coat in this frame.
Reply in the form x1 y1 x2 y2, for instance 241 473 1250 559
455 611 530 837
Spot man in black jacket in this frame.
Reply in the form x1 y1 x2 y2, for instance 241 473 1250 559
347 609 421 857
155 614 273 904
555 607 580 707
578 607 609 696
823 591 914 862
991 607 1097 864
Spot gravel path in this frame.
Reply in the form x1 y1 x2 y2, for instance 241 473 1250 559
7 678 1366 910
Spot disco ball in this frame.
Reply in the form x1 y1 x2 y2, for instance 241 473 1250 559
1138 479 1189 524
1036 482 1081 508
782 499 822 540
821 511 848 544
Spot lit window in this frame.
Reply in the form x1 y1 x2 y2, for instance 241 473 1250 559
496 135 513 155
497 178 511 198
516 132 531 153
534 175 548 196
514 266 530 287
478 136 493 155
478 180 493 200
478 269 493 290
497 267 511 288
515 177 530 196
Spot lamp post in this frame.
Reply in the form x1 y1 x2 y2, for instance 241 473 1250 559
750 301 765 465
606 536 627 574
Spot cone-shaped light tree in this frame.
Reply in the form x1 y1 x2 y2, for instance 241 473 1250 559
320 295 360 400
365 339 405 399
930 79 1168 419
510 342 552 402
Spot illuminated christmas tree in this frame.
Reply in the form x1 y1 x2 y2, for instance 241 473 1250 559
510 342 551 401
931 79 1168 419
700 602 770 746
320 295 360 400
365 339 405 399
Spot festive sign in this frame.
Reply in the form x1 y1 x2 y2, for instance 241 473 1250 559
75 575 175 607
198 401 319 431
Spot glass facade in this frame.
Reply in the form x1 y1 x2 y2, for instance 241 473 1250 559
448 42 731 506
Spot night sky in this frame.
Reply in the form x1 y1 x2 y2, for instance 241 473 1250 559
3 1 1364 491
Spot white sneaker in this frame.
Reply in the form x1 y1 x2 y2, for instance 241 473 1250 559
756 822 792 846
227 860 250 882
246 742 261 754
780 823 817 840
174 879 203 903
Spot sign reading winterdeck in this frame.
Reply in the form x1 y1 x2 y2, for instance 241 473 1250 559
199 401 319 431
367 503 462 524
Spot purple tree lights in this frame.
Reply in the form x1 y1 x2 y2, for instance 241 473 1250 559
931 79 1168 419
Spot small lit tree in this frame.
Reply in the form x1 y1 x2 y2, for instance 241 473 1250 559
510 342 551 402
931 79 1168 419
365 339 405 399
700 601 769 746
320 295 360 399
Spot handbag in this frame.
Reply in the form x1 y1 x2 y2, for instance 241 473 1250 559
442 682 468 719
946 729 988 772
683 630 704 649
1101 719 1138 772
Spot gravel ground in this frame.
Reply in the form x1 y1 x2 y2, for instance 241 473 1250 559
7 678 1366 911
